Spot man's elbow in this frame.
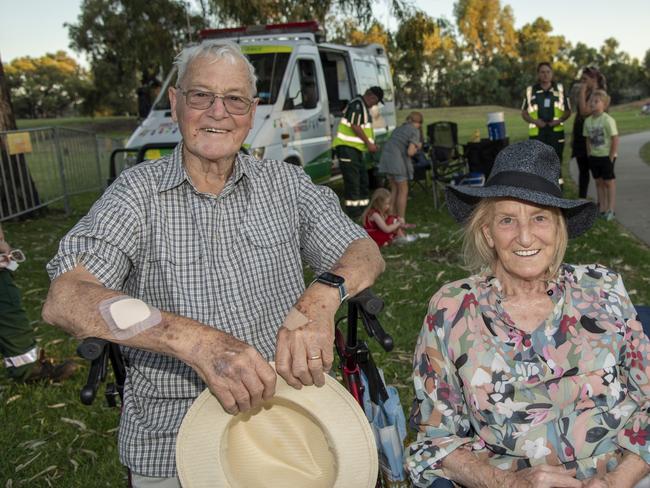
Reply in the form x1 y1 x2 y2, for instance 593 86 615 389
367 238 385 273
41 276 68 327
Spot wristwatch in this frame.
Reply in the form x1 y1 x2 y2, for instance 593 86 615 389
312 272 349 303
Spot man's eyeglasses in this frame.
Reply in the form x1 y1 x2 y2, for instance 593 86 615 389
180 89 254 115
0 249 25 262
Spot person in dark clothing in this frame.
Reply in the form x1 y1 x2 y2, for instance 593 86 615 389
0 223 76 382
571 66 607 198
521 62 572 163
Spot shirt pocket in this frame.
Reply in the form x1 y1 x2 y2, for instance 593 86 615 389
143 237 208 320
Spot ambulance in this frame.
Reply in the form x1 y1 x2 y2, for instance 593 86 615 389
124 21 396 183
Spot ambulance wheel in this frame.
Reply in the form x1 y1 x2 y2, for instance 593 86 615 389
284 157 302 167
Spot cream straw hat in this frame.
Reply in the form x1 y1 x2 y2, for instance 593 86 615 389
176 366 378 487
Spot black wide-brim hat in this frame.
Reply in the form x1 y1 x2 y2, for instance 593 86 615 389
446 139 598 238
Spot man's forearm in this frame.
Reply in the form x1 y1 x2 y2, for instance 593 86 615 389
330 237 384 297
42 267 206 363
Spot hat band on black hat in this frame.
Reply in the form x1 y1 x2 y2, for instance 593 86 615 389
486 171 562 198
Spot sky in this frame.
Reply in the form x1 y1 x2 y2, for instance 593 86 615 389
1 0 649 66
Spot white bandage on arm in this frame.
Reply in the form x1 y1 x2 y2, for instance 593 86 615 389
99 296 162 340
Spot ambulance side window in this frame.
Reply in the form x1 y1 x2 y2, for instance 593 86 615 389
283 59 319 110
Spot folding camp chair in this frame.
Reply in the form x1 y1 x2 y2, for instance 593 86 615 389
427 121 484 209
409 149 432 193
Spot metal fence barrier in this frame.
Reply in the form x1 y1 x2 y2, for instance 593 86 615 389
0 127 126 221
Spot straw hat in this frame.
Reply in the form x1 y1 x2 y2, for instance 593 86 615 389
446 140 597 238
176 367 378 488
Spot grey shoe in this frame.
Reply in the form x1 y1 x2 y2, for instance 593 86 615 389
605 210 615 221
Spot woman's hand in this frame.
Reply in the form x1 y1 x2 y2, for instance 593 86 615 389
581 473 614 488
502 465 582 488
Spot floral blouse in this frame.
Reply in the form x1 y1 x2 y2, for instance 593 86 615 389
406 264 650 486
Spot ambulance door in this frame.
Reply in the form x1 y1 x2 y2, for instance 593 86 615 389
281 57 331 182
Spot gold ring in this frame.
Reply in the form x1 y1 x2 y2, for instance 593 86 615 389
309 355 321 360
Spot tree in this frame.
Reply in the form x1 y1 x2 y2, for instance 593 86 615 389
4 51 90 118
67 0 205 114
0 52 17 131
205 0 408 28
454 0 518 65
393 11 458 107
0 52 41 219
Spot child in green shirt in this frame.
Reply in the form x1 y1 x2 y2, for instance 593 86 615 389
583 89 619 220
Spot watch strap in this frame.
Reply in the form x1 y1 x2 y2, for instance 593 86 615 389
311 274 349 304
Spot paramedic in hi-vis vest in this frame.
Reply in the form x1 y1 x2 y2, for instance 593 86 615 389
521 62 572 163
333 86 383 218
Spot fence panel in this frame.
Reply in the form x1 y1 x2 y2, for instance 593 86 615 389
0 127 124 221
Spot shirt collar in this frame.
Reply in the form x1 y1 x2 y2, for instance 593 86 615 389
157 142 253 193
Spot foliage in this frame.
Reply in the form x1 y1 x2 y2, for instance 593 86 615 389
8 0 650 115
4 52 91 119
67 0 205 115
454 0 518 64
204 0 408 27
393 11 458 108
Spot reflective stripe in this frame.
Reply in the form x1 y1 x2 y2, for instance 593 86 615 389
338 119 373 129
526 83 567 136
345 199 370 207
4 346 38 368
336 133 375 144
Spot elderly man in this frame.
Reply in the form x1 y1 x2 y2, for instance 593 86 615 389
42 41 384 487
332 85 383 218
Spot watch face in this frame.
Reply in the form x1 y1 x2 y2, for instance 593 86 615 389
318 272 345 286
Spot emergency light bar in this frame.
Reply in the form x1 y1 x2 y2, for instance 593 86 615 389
200 21 325 42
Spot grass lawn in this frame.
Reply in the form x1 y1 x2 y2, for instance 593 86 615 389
2 108 650 486
16 116 139 140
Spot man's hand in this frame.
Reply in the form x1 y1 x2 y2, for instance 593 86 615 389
535 119 547 128
275 287 339 389
187 328 276 415
367 142 378 153
502 465 582 488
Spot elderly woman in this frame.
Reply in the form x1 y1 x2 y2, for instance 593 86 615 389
406 140 650 488
378 111 424 225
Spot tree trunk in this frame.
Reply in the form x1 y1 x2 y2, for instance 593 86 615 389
0 52 18 131
0 51 42 219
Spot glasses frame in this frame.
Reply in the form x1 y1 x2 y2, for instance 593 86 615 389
179 89 255 115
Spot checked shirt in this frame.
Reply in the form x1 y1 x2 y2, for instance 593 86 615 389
46 144 367 476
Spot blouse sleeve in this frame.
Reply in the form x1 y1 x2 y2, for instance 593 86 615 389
405 287 478 486
610 273 650 464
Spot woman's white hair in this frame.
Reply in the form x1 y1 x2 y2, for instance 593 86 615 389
173 41 257 97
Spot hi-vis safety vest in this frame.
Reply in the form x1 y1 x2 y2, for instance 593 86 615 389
525 83 567 137
332 96 374 152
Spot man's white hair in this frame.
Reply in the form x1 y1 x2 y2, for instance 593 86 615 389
173 41 257 97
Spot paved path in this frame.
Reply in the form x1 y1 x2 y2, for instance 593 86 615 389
569 131 650 246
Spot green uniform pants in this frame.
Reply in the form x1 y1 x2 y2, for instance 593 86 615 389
532 127 565 162
0 269 37 379
336 145 369 219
